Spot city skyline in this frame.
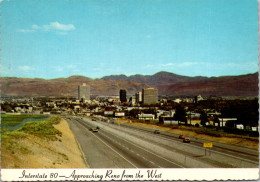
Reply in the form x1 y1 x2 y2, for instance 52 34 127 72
1 0 259 79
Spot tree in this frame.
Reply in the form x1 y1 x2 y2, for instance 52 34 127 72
1 104 12 112
129 109 141 118
213 116 220 127
174 105 187 124
200 111 208 127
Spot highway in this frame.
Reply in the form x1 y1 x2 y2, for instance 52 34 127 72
119 123 259 163
66 116 259 168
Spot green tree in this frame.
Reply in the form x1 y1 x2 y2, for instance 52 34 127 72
1 104 12 112
213 116 220 127
129 109 141 118
200 111 208 126
174 105 187 124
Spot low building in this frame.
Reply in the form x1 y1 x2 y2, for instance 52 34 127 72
236 124 244 130
115 112 125 117
138 113 155 121
104 111 114 116
159 116 178 125
218 118 237 127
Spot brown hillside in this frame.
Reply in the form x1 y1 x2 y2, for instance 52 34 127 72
159 73 258 96
0 77 149 97
0 72 258 97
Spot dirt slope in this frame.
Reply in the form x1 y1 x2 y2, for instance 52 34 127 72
1 119 88 168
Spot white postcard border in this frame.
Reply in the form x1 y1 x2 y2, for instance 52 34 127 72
1 168 259 181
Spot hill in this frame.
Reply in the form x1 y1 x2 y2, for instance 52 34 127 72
0 72 258 97
159 72 258 96
0 76 149 97
102 71 208 87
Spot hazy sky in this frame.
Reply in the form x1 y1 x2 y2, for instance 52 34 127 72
1 0 259 79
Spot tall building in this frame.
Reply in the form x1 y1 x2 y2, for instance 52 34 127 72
135 91 142 103
120 89 127 103
142 88 158 105
78 83 90 101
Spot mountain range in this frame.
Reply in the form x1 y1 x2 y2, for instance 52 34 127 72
0 71 258 97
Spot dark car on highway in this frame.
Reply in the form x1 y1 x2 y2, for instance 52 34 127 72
154 130 160 134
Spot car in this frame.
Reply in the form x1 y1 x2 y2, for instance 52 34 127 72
179 135 185 139
92 119 96 121
89 128 93 131
154 130 160 134
92 129 98 132
183 138 191 143
96 126 100 130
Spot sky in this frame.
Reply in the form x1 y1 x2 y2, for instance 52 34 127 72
1 0 259 79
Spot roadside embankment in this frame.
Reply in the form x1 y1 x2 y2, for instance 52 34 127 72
1 116 87 168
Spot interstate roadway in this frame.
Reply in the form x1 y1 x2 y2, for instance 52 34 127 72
66 116 258 168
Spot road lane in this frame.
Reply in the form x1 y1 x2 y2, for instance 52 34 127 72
66 116 258 168
88 118 258 168
96 127 184 168
120 123 258 162
71 117 184 168
66 118 135 168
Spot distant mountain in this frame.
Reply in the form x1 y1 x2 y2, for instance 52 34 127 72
0 72 258 97
159 72 258 96
103 71 258 96
102 71 208 87
0 76 149 97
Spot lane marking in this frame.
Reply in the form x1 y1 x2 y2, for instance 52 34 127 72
76 119 138 168
90 131 138 168
103 128 185 168
74 137 89 168
115 123 259 165
66 119 90 168
83 119 166 168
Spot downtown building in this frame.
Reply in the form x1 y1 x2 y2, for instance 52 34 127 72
142 88 158 105
78 83 90 101
119 89 127 103
135 91 142 104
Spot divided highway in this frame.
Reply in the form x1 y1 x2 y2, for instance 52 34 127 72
119 123 259 163
67 117 183 168
66 116 259 168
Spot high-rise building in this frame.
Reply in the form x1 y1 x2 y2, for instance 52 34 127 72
142 88 158 105
120 89 127 103
135 91 142 103
78 83 90 101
